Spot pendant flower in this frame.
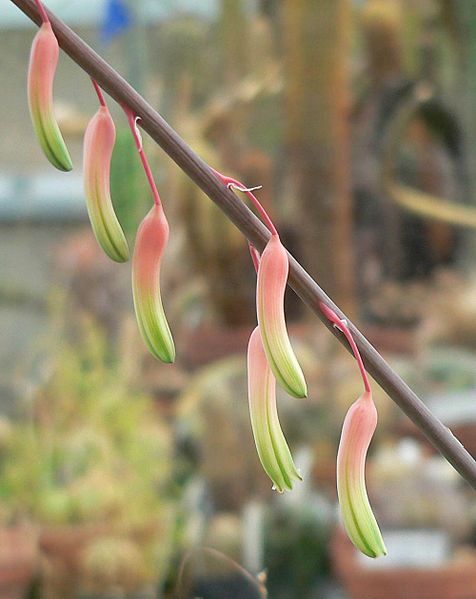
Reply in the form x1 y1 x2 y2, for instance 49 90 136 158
83 103 129 262
320 302 386 558
248 326 301 492
337 390 387 558
257 234 307 398
28 22 72 172
132 204 175 363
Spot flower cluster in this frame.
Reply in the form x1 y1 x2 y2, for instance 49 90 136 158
26 0 386 559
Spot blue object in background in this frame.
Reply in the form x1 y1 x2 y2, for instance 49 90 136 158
100 0 131 44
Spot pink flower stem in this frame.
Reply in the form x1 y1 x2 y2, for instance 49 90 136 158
212 168 278 236
91 79 107 107
34 0 49 23
123 105 161 208
320 302 371 394
249 242 260 274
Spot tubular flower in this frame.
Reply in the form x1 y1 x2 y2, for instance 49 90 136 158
83 105 129 262
132 204 175 363
337 391 387 558
256 234 307 398
248 326 301 492
28 22 72 172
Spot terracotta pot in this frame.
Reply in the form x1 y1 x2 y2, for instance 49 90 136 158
39 524 109 598
0 526 38 599
39 523 163 598
331 528 476 599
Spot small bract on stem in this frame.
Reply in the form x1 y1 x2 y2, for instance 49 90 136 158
212 169 277 235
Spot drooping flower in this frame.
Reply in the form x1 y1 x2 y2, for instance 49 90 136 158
248 326 301 492
337 390 387 558
28 22 72 172
132 204 175 363
256 234 307 398
83 104 129 262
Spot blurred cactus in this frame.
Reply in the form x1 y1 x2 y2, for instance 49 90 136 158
176 133 251 326
0 318 175 596
78 537 153 597
283 0 355 315
381 85 476 228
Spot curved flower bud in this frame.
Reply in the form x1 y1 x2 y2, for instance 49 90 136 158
132 204 175 363
337 391 387 558
248 326 301 493
83 105 129 262
256 234 307 398
28 22 72 172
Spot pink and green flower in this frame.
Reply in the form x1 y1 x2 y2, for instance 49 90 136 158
257 234 307 398
248 326 301 492
83 104 129 262
28 22 72 172
320 303 386 558
337 390 387 558
132 204 175 363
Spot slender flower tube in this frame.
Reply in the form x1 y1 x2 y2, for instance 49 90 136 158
320 303 386 558
132 204 175 363
28 22 72 172
248 326 301 492
257 234 307 398
337 391 387 558
83 96 129 262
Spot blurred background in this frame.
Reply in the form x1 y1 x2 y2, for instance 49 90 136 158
1 0 476 597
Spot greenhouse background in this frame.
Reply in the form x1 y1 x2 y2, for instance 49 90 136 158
0 0 475 597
